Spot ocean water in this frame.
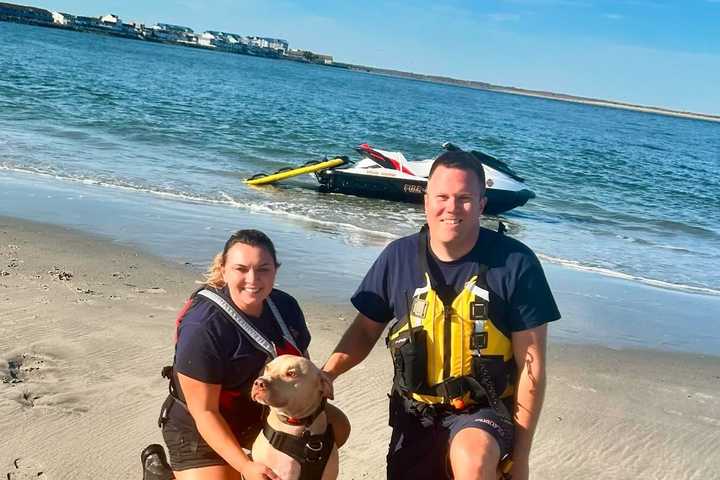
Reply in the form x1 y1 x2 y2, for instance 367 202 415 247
1 21 719 302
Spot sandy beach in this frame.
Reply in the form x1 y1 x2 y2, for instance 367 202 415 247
1 216 719 479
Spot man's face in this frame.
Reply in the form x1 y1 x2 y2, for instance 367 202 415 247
424 165 486 250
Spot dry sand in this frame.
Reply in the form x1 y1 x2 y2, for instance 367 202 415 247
1 216 718 479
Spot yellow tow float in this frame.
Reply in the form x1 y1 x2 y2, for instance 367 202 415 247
244 157 349 186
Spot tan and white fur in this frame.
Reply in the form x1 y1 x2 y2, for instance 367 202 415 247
250 355 338 480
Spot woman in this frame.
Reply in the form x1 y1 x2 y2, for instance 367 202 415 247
157 229 349 480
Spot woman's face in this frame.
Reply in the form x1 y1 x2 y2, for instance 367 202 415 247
221 242 277 315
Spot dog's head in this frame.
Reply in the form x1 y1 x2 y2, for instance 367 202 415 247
251 355 330 419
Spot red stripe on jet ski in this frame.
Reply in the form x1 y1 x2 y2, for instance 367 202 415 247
359 143 416 175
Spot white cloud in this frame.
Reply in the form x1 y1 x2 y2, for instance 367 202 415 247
602 13 624 20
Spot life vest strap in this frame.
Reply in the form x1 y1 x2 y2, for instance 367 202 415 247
398 366 511 420
196 289 300 359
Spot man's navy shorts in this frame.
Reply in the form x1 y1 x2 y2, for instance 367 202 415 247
386 394 514 480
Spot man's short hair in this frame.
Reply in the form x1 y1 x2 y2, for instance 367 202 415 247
428 150 486 193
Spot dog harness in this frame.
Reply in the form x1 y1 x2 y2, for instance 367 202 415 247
262 403 335 480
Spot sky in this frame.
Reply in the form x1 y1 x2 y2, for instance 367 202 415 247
38 0 720 115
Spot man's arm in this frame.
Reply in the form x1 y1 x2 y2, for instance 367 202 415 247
322 312 386 381
510 323 548 480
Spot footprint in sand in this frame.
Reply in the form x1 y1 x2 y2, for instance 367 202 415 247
2 353 53 409
1 353 49 385
2 350 90 414
5 458 48 479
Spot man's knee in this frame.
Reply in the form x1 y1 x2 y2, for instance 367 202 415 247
449 428 501 480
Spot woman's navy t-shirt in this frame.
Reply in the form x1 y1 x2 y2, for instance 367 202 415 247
170 286 310 444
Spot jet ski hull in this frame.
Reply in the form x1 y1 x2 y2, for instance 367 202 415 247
316 169 534 215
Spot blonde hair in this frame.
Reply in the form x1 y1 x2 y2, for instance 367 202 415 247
202 252 226 288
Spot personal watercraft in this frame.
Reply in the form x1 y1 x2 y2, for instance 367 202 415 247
314 143 535 215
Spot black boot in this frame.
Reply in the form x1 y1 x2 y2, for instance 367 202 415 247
141 444 174 480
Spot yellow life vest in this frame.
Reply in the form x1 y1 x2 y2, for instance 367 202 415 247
386 227 515 411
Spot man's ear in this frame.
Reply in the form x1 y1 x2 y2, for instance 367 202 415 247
479 195 488 214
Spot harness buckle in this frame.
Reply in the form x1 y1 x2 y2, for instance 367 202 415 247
305 439 324 454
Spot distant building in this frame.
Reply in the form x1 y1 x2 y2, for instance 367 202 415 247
206 30 245 46
148 23 195 42
51 11 67 25
315 53 333 64
247 35 288 53
0 3 337 69
97 13 123 32
99 13 120 25
121 20 144 38
59 11 75 23
196 31 215 47
156 23 193 34
73 15 100 28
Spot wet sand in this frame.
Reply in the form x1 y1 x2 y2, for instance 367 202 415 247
1 216 718 479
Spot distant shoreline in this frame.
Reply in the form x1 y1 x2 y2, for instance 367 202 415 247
2 14 718 123
333 63 720 123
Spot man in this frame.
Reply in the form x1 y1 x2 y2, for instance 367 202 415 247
323 150 560 480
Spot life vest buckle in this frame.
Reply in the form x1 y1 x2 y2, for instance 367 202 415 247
450 397 467 410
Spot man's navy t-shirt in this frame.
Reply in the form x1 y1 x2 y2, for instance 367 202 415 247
352 228 560 337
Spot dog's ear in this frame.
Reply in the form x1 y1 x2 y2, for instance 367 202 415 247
319 371 334 400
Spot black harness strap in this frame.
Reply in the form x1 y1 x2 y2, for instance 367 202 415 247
262 423 335 480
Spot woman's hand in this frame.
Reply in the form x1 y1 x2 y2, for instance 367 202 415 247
240 460 281 480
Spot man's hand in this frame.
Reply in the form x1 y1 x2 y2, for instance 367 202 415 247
320 370 335 400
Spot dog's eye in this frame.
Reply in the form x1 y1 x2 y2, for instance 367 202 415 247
286 369 296 378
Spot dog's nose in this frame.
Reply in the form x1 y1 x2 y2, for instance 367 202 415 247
253 378 267 390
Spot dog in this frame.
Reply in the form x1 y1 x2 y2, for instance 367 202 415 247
250 355 338 480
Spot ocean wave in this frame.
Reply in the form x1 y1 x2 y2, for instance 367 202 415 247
0 164 399 246
218 192 398 245
537 253 720 296
0 163 223 205
3 164 717 295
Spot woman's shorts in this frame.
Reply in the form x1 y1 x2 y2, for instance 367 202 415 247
162 420 227 471
160 398 259 472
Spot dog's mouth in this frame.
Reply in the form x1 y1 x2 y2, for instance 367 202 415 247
250 385 269 404
251 385 292 410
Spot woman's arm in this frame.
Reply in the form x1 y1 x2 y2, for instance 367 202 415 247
177 372 279 480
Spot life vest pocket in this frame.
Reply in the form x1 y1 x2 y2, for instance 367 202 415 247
389 327 428 393
471 355 511 401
